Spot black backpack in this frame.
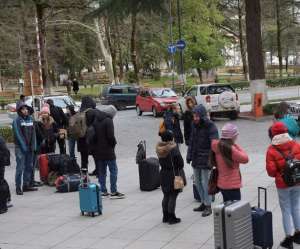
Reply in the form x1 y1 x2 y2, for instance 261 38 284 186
273 146 300 187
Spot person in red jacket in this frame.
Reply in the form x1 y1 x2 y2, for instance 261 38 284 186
211 123 249 202
266 122 300 249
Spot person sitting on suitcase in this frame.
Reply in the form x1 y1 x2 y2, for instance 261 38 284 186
211 123 249 202
12 102 37 195
86 108 125 199
0 135 12 214
266 122 300 249
156 130 186 225
187 104 219 217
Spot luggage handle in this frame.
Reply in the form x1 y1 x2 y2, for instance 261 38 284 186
258 187 267 210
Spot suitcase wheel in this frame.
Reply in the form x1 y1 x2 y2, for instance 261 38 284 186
91 212 95 217
81 211 84 216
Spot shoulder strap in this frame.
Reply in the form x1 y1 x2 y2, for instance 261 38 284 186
272 145 291 161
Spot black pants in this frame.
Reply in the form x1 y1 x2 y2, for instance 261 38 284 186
0 166 11 202
220 188 241 202
58 137 66 154
162 191 179 214
80 150 89 169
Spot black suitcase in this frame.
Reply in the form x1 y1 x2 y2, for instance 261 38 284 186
0 179 10 211
138 157 160 191
48 154 80 175
252 187 273 249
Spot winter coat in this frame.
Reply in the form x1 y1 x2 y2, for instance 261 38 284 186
163 110 183 144
212 140 249 190
187 105 219 169
278 115 299 139
87 109 117 161
36 116 58 154
48 103 67 129
73 80 79 92
156 141 185 193
0 136 10 167
12 103 36 153
183 97 196 145
266 133 300 188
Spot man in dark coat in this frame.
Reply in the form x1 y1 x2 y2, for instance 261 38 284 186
187 104 219 216
86 108 124 199
72 78 79 94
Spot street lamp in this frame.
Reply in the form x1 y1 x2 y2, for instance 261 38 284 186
177 0 185 88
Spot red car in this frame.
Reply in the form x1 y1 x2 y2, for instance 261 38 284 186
136 88 179 117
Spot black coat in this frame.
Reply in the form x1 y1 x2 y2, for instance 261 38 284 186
0 136 10 168
49 105 67 129
187 105 219 169
156 142 185 193
183 110 193 145
35 118 58 154
163 111 183 144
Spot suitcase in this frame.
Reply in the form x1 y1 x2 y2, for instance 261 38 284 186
39 154 49 182
0 179 10 212
56 174 81 193
214 201 253 249
48 154 80 176
138 157 160 191
79 182 102 217
252 187 273 249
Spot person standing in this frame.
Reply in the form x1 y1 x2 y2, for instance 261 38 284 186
211 123 249 202
156 130 186 224
16 94 26 107
187 104 219 217
72 78 79 95
12 102 37 195
266 122 300 249
86 107 125 199
183 97 196 145
66 105 77 159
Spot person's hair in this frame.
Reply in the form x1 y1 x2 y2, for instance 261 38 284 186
20 94 25 100
161 130 174 142
218 138 234 168
274 101 289 119
46 99 54 106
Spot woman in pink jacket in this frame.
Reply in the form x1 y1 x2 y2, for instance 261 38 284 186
211 123 249 202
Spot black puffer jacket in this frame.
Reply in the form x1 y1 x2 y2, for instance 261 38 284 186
47 100 67 129
183 97 196 145
187 105 219 169
0 136 10 168
163 110 183 144
156 141 185 193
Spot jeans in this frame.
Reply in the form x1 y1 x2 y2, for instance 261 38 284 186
68 138 76 159
193 168 212 206
277 186 300 236
15 147 34 189
220 188 241 202
162 191 179 214
96 160 118 193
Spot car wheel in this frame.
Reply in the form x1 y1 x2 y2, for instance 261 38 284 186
116 102 126 111
136 106 143 116
229 111 238 120
152 107 158 118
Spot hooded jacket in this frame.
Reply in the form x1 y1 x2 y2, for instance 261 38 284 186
163 110 183 144
12 103 36 153
183 97 196 145
187 105 219 169
266 133 300 188
156 141 185 193
47 100 67 129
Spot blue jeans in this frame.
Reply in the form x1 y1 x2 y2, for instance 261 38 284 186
96 160 118 193
15 147 34 189
277 186 300 236
68 138 76 159
193 168 212 206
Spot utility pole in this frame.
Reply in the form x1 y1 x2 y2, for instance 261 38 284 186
177 0 185 88
169 0 175 90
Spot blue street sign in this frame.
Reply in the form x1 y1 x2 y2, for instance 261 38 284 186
176 39 186 50
168 44 177 54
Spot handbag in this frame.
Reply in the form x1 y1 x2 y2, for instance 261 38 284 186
208 151 219 195
171 156 184 190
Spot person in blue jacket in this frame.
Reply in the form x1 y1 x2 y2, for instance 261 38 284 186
12 102 37 195
274 102 300 139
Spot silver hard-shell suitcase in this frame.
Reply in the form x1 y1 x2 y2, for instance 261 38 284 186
214 201 253 249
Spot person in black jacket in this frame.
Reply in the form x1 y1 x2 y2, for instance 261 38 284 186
156 130 185 224
187 104 219 217
66 105 77 159
86 108 125 199
183 97 196 145
46 99 67 154
72 78 79 95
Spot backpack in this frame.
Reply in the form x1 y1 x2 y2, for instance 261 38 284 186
68 109 91 139
273 146 300 187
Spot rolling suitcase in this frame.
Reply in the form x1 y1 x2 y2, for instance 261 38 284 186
39 154 49 182
214 201 253 249
252 187 273 249
138 157 160 191
55 174 81 193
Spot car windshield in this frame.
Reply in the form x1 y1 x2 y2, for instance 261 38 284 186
151 89 177 98
45 96 76 108
207 85 234 95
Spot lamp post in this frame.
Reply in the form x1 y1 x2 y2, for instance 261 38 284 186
169 0 175 90
177 0 185 89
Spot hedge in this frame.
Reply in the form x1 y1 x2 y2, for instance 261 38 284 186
0 126 14 143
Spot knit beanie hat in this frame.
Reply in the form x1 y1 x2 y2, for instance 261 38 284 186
40 105 50 115
221 123 239 139
271 122 288 136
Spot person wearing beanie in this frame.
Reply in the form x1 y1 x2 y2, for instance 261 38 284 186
187 104 219 217
156 130 186 225
266 121 300 249
211 123 249 202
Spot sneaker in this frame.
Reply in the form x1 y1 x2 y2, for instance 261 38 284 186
23 186 38 192
193 203 206 212
110 192 125 199
293 231 300 244
16 188 23 195
6 201 13 208
202 206 212 217
281 236 294 249
31 181 43 187
102 192 110 197
168 214 181 225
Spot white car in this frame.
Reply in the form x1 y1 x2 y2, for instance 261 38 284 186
178 83 240 120
7 95 80 120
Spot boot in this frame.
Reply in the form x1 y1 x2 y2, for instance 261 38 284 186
202 205 212 217
16 187 23 195
23 185 38 192
293 231 300 244
193 203 206 212
280 236 294 249
162 211 169 223
168 213 181 225
0 207 7 214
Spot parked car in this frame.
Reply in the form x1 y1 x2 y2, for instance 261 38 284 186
7 95 80 120
100 84 139 110
136 88 179 117
178 83 240 120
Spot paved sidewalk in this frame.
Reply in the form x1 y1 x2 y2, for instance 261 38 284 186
0 111 299 249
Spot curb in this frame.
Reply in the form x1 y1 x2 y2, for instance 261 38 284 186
239 113 273 122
